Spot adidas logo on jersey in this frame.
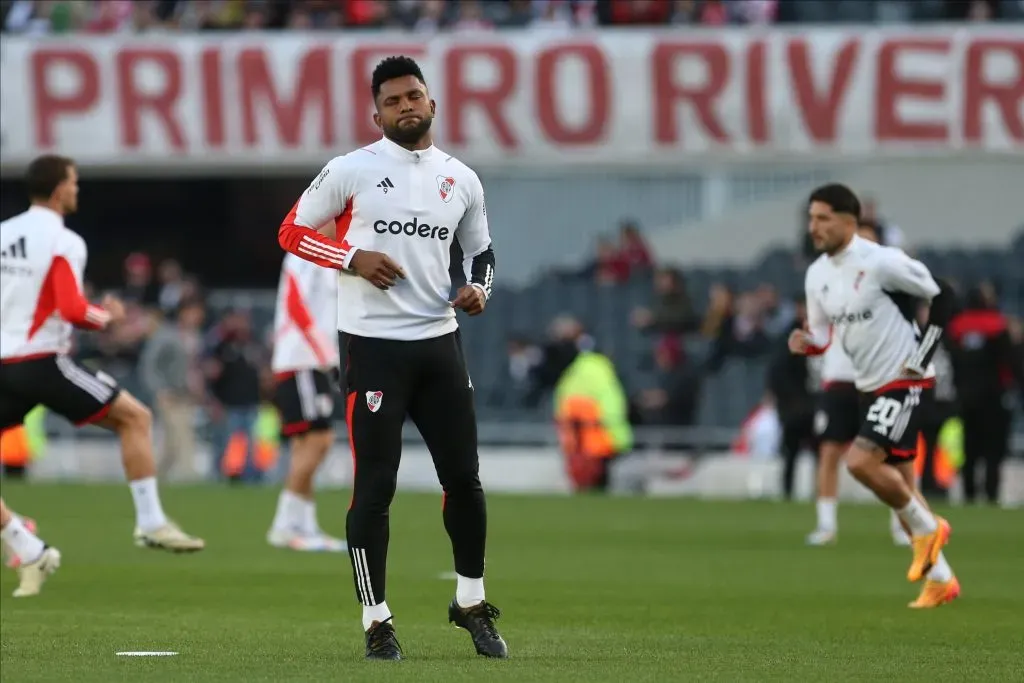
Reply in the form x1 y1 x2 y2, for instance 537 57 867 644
377 177 395 194
0 236 27 259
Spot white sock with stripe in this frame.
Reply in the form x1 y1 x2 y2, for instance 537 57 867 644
129 477 169 533
1 517 45 565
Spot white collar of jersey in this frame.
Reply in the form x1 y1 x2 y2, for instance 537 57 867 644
378 135 436 163
27 205 64 223
828 233 862 264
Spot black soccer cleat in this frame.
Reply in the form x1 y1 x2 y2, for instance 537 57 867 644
365 619 403 661
448 599 509 658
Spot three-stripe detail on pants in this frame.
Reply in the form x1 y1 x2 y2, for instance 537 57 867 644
351 547 376 606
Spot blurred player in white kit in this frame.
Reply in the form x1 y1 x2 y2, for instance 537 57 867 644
805 220 910 548
0 155 205 575
266 253 347 552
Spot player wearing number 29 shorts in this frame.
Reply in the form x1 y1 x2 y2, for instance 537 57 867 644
794 184 959 609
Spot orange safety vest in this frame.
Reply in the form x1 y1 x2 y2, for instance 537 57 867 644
556 395 618 490
0 426 31 467
220 433 278 477
914 433 956 489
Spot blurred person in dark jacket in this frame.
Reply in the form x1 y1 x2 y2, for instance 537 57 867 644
767 299 815 500
635 336 701 450
947 283 1024 505
705 288 772 372
205 309 268 483
631 266 698 335
524 316 593 406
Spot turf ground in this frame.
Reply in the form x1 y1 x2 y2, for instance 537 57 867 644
0 483 1022 682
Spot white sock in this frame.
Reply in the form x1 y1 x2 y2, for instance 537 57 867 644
272 490 306 533
301 500 318 535
1 517 45 564
816 498 838 531
362 601 392 631
896 497 938 536
129 477 169 532
927 552 954 582
890 509 908 537
456 574 486 608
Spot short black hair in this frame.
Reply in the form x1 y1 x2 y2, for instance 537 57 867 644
26 154 74 201
808 183 861 220
371 56 426 100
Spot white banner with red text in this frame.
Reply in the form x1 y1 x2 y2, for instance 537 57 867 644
1 28 1021 172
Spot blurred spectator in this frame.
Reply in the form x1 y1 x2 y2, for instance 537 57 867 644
948 282 1024 504
592 237 630 285
767 298 814 500
705 288 772 371
451 0 494 30
491 334 543 408
631 267 697 335
618 219 654 273
140 299 207 479
525 315 593 405
634 336 701 435
156 259 186 316
122 253 159 307
205 309 268 483
754 283 796 338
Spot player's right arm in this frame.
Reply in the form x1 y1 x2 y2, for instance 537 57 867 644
50 235 112 330
278 156 405 289
278 157 359 270
790 268 831 356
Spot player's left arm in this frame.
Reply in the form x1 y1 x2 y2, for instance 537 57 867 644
451 173 495 315
875 249 954 375
51 236 112 330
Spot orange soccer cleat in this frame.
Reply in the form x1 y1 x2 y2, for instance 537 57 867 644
907 516 951 583
908 577 961 609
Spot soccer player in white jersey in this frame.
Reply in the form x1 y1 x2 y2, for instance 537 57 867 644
0 498 60 597
790 184 959 609
277 57 506 660
806 221 910 548
0 155 204 554
267 253 347 552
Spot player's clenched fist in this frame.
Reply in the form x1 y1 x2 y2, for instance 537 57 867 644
788 328 812 355
101 294 126 323
450 285 486 316
349 250 406 290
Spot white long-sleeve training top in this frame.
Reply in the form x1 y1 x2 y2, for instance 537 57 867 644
804 235 941 392
278 136 495 342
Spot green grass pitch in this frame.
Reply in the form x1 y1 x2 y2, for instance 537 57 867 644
1 483 1022 682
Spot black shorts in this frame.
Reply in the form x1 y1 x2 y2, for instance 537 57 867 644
813 382 860 444
857 380 934 462
272 369 336 437
0 354 121 431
